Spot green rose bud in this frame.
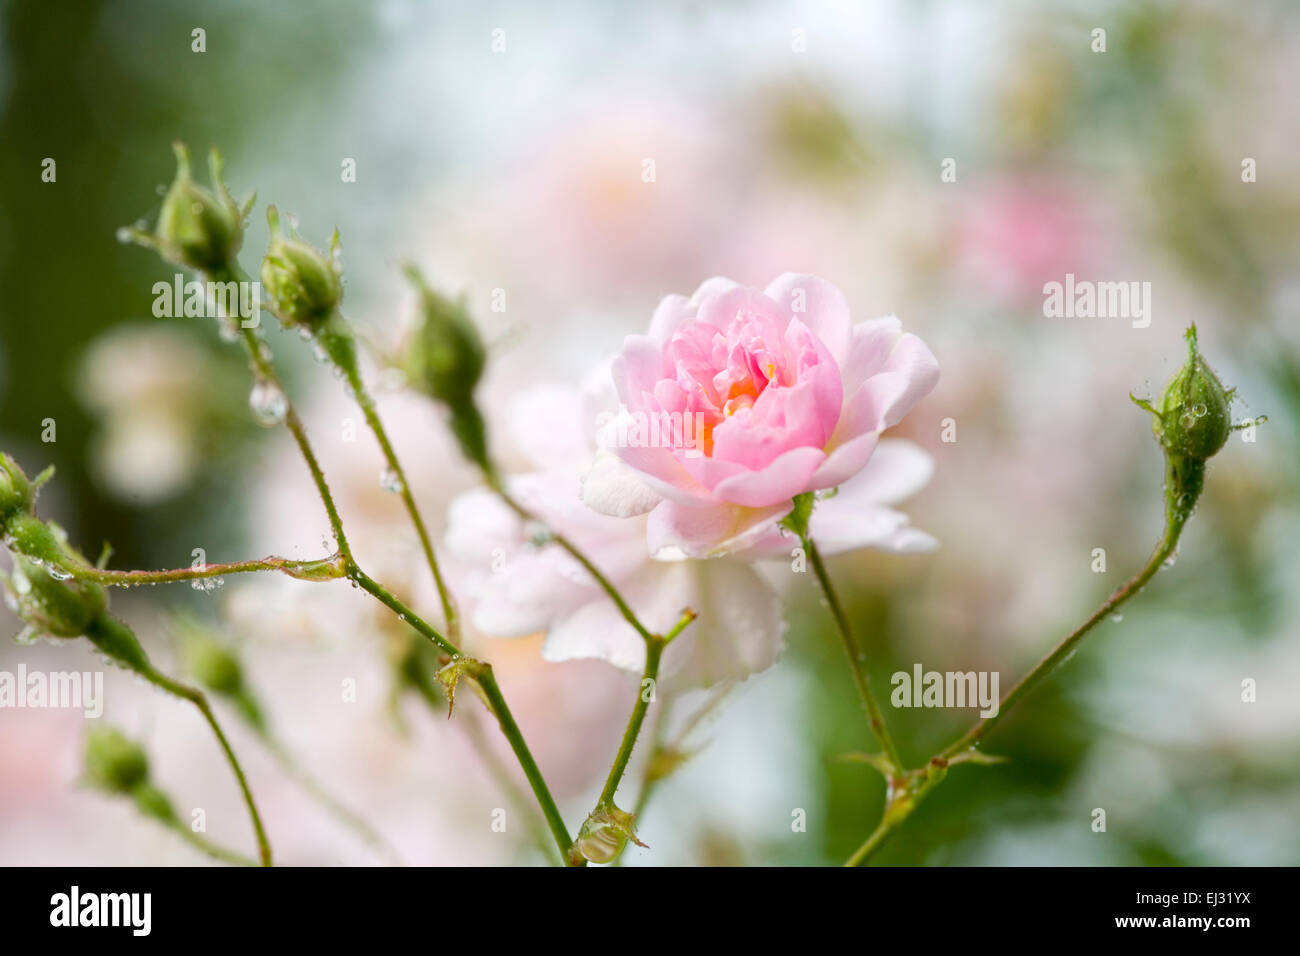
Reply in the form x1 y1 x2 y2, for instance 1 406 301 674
84 727 150 795
154 143 248 273
402 267 486 406
260 206 343 331
1151 324 1231 461
1133 324 1261 534
402 267 489 468
7 553 106 639
182 628 244 696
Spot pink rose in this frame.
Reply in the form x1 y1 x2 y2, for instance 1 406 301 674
585 275 939 557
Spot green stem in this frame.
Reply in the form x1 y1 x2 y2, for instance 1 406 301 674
843 758 948 867
846 507 1189 867
157 265 568 866
168 819 259 867
144 668 272 866
941 516 1184 761
65 552 345 586
598 638 666 809
802 534 904 773
350 567 574 862
488 476 656 643
335 338 460 639
475 666 577 863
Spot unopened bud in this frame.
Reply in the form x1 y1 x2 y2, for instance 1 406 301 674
153 143 248 272
1151 324 1231 461
260 206 343 331
6 554 106 639
402 267 489 468
181 626 244 696
84 727 150 795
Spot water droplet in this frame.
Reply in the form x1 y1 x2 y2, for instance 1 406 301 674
249 380 288 426
45 565 72 581
380 468 404 494
1192 403 1208 418
1162 553 1177 568
1110 613 1123 623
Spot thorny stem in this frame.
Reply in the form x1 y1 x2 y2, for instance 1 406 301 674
801 534 905 774
65 553 345 586
845 508 1188 866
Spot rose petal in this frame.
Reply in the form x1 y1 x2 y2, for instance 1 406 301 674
764 273 852 362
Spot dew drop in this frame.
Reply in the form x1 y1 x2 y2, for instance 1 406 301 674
249 380 288 426
380 467 404 494
1110 613 1123 623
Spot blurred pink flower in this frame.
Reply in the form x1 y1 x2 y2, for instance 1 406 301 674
957 179 1105 304
586 275 939 557
443 381 784 690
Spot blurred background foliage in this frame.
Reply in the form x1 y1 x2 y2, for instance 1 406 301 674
0 0 1297 865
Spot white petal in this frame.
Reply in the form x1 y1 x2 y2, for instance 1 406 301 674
581 449 663 517
836 438 934 507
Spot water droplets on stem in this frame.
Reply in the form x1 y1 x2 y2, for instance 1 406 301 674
249 379 288 427
380 467 405 494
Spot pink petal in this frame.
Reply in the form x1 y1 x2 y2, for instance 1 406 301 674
646 498 789 558
711 445 826 507
764 273 852 362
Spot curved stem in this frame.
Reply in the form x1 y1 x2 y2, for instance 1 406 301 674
488 476 655 643
941 518 1183 761
338 349 459 639
802 534 904 773
168 819 259 867
845 512 1188 867
145 668 272 866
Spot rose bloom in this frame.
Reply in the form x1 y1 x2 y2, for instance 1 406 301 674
584 274 940 558
445 353 937 689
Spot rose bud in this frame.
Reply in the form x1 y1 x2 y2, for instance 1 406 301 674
260 206 343 332
84 727 150 795
154 142 249 273
1150 324 1231 462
